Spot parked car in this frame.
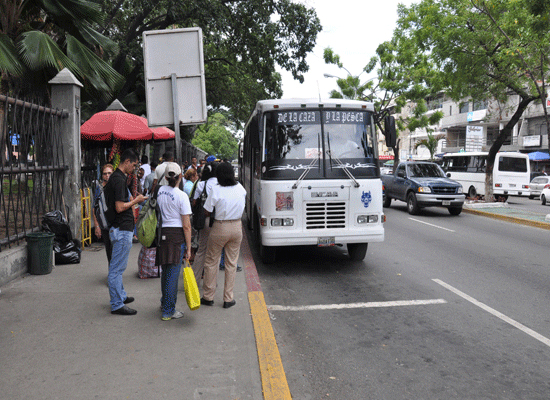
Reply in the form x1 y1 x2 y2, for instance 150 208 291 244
541 184 550 205
380 166 392 175
381 161 465 215
529 175 550 199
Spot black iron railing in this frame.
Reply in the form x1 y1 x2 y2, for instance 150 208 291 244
0 95 68 250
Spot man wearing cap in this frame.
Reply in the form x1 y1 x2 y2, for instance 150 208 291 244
206 155 217 163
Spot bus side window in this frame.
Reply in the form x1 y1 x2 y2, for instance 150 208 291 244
253 148 261 179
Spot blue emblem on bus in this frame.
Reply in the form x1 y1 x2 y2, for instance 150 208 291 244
361 191 372 208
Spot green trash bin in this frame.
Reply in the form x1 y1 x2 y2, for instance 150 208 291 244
26 232 55 275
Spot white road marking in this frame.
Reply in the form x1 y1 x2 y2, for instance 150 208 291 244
268 299 447 312
409 218 456 232
433 279 550 347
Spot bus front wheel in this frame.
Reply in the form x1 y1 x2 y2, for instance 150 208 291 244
347 243 368 261
468 186 477 199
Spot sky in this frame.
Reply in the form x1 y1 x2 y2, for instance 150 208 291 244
279 0 416 99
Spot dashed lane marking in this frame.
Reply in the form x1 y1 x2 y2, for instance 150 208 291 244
268 299 447 311
433 279 550 348
409 218 456 232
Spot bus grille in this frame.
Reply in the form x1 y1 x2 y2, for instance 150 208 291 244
432 186 457 194
305 202 346 229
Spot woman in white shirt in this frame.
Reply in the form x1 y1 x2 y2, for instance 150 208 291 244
200 162 246 309
155 162 192 320
190 162 218 283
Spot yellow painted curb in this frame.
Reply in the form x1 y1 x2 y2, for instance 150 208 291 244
248 291 292 400
463 208 550 230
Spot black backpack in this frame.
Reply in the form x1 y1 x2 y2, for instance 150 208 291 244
94 184 115 230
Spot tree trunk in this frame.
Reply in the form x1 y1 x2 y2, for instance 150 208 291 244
485 95 535 201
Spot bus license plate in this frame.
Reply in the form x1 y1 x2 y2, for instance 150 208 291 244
442 200 451 206
318 237 335 247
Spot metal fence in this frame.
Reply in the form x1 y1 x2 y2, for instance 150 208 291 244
0 95 68 250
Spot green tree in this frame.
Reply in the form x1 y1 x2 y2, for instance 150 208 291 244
414 133 445 160
191 113 239 160
0 0 123 102
323 47 444 169
391 0 550 200
98 0 321 125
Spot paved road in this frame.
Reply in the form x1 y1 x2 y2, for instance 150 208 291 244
506 195 550 214
248 207 550 399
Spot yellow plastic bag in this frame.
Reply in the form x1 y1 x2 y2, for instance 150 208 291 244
183 260 200 310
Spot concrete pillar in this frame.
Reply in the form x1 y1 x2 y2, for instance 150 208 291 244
49 68 83 242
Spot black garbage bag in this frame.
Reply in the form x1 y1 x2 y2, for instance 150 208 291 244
53 239 76 254
55 242 81 264
42 211 73 243
42 211 81 264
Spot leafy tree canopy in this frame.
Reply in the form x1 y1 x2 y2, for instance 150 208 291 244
0 0 123 102
98 0 321 126
389 0 550 199
191 112 240 160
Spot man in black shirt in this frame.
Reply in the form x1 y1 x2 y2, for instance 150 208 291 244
104 149 148 315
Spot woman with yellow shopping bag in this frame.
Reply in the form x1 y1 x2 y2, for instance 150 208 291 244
155 162 192 320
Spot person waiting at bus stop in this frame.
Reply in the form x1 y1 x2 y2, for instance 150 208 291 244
155 162 192 320
104 149 148 315
200 162 246 309
93 163 114 265
191 162 218 283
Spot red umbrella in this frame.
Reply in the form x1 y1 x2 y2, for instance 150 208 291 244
152 127 175 140
81 111 153 141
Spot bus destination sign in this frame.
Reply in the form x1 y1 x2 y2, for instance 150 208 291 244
324 111 366 124
277 111 319 124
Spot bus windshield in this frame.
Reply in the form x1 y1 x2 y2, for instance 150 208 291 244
263 109 376 179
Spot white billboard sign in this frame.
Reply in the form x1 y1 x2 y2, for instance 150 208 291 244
465 125 484 152
523 135 541 147
143 28 207 127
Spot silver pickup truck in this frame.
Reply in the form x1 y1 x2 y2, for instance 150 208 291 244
381 161 466 215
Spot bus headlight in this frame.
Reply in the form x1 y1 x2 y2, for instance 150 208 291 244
418 186 432 193
271 218 294 227
357 215 379 224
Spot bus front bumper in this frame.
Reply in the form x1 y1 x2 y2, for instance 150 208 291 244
261 227 384 247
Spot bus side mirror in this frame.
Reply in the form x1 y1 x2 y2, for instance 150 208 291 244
384 116 397 148
446 172 451 178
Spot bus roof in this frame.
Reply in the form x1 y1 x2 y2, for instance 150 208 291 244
255 98 375 112
442 151 529 158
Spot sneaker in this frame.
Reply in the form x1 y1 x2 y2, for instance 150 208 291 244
161 310 184 321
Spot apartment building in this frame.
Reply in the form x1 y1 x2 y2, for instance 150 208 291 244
384 92 550 165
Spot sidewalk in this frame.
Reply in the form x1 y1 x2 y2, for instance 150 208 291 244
0 240 263 399
463 201 550 230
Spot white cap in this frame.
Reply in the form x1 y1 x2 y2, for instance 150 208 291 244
164 162 182 178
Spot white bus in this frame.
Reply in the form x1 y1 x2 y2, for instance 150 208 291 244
441 151 530 199
241 99 395 263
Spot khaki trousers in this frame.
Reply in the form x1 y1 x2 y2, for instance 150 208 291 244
202 220 242 302
191 216 211 283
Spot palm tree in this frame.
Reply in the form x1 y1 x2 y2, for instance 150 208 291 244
414 133 445 160
0 0 123 102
